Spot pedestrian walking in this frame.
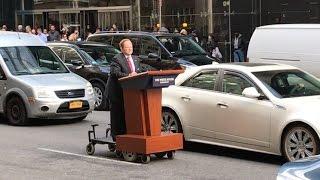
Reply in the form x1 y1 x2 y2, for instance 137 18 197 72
232 31 245 62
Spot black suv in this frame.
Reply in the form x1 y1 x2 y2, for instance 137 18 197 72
47 42 113 111
87 32 215 68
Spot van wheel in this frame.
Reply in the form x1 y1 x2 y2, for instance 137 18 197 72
6 97 28 126
92 82 106 111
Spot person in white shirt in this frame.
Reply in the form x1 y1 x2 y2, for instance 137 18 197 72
37 28 47 43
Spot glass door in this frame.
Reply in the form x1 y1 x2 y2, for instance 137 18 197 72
98 11 130 31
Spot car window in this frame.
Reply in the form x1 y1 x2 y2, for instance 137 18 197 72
254 70 320 98
0 65 6 80
88 35 112 44
61 47 83 64
181 71 218 91
140 37 161 56
0 46 68 75
222 73 252 95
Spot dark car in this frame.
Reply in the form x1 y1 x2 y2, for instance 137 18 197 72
72 41 121 64
47 42 110 111
87 31 216 68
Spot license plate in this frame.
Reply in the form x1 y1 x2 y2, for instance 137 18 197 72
69 101 83 109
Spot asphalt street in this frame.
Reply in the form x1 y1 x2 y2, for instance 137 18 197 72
0 111 285 180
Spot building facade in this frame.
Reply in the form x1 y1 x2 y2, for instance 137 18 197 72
0 0 319 61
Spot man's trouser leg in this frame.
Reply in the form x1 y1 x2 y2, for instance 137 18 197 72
110 102 126 141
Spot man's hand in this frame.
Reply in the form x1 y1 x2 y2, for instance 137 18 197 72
129 72 138 76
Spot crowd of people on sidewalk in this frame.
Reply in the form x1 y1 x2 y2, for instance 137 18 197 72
0 23 120 43
1 23 246 62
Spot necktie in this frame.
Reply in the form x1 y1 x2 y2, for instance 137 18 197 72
126 56 134 73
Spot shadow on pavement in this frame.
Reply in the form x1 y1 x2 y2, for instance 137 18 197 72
0 114 87 126
183 141 286 165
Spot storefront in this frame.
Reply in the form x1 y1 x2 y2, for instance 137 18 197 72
1 0 319 61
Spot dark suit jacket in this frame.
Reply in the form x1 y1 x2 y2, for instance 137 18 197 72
106 53 141 103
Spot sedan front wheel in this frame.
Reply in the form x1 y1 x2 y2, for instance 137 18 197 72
161 109 182 133
282 125 320 161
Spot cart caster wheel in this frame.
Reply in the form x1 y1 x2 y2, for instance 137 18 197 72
167 151 175 159
86 143 95 155
155 152 166 159
108 144 116 152
115 150 123 158
141 155 151 164
123 152 138 162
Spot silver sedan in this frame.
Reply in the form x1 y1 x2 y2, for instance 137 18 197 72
162 63 320 161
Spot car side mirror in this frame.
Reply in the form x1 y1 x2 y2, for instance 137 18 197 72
242 87 261 99
148 53 161 61
70 59 84 66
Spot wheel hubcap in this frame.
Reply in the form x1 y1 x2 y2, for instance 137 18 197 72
162 112 178 133
285 128 316 161
93 87 103 107
11 105 20 119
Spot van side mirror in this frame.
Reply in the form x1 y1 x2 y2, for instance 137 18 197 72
242 87 261 99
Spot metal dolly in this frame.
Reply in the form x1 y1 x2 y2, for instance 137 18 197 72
86 124 116 155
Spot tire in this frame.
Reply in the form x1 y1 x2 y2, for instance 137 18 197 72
167 151 175 159
86 143 95 155
108 144 116 152
122 152 138 162
161 108 182 133
282 124 320 161
141 155 151 164
6 96 28 126
92 82 106 111
155 152 166 159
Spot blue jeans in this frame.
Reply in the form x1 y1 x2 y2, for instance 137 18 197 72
233 49 244 62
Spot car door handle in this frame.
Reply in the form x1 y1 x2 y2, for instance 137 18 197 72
181 96 191 102
217 102 228 108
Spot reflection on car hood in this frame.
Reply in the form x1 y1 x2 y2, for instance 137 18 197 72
177 59 197 67
98 65 110 73
16 73 88 90
277 155 320 180
180 54 214 66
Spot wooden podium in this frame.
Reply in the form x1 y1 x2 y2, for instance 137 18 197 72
116 70 184 163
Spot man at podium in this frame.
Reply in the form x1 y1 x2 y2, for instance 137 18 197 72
106 39 142 140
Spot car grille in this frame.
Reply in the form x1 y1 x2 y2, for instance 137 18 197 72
57 100 90 113
55 89 85 99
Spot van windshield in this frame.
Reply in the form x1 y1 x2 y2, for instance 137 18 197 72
157 36 207 57
253 69 320 98
0 46 69 75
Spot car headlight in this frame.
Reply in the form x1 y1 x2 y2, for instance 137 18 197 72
36 89 53 98
86 82 94 95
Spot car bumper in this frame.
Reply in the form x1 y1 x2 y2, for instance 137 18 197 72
28 96 95 119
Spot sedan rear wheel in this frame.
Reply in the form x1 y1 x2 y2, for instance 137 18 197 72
161 109 182 133
283 125 320 161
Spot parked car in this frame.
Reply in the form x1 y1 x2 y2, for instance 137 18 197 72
162 62 320 161
247 24 320 77
277 155 320 180
0 32 95 125
87 31 216 68
73 41 121 63
47 42 110 111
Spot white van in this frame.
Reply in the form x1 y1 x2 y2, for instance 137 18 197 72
247 24 320 77
0 32 95 125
